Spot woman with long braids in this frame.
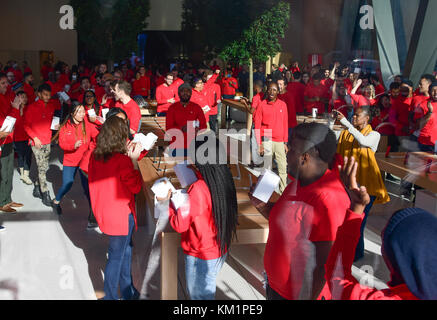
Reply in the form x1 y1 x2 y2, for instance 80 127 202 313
158 137 239 300
52 102 99 229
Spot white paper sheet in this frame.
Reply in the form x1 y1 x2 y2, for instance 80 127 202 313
252 169 280 203
50 117 60 130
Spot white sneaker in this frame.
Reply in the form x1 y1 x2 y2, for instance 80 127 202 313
0 225 6 232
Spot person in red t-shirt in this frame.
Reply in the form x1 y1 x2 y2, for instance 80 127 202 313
156 73 178 116
88 116 143 300
110 80 142 134
221 68 238 99
416 82 437 152
23 83 58 207
392 81 414 138
370 74 386 97
157 138 238 300
52 103 99 224
286 72 306 115
304 72 330 115
410 74 434 142
254 82 289 193
350 79 377 108
12 91 32 185
166 83 207 156
249 122 350 300
277 77 297 135
0 74 24 212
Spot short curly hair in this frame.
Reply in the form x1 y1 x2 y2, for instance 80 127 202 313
94 116 129 162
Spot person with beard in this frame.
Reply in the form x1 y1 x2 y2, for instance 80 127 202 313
22 73 36 104
166 83 207 158
249 122 351 300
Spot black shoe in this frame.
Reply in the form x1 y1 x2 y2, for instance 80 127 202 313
33 185 42 199
52 202 62 215
42 191 52 207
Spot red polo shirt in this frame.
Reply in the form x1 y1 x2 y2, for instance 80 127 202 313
222 77 238 96
89 153 142 236
23 99 56 145
166 101 207 149
264 169 350 300
131 75 150 97
168 170 222 260
254 98 288 144
191 89 210 122
392 96 412 136
156 83 178 113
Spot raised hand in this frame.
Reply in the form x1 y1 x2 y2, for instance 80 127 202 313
339 156 370 213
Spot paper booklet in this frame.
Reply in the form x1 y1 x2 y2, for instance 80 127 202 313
171 189 190 212
133 132 158 151
101 108 110 120
0 116 16 133
51 116 60 130
252 169 281 203
151 177 176 199
174 161 198 188
87 109 96 117
57 91 70 102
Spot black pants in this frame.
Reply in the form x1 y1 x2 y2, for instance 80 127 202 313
0 143 14 206
14 141 32 171
209 114 218 133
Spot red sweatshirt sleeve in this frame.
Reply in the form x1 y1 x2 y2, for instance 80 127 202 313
168 183 205 233
119 157 142 195
23 104 37 141
254 104 263 145
197 106 207 130
204 74 219 91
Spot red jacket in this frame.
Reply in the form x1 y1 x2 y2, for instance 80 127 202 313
0 90 19 145
156 84 178 113
168 170 223 260
23 99 56 145
166 101 207 149
254 99 288 144
58 118 99 168
88 153 142 236
325 209 418 300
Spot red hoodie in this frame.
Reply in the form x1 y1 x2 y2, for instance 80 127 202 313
58 118 99 168
324 209 418 300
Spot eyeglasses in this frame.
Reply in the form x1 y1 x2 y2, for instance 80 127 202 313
85 95 94 98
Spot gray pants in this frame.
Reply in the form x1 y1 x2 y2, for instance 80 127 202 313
0 143 14 206
32 144 51 192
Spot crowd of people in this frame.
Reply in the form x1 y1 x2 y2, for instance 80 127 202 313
0 56 436 301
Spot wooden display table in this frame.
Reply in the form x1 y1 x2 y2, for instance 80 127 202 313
376 152 437 193
138 156 274 299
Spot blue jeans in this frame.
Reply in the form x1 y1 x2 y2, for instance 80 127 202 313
55 166 90 204
354 196 377 261
418 143 434 153
157 112 167 117
184 253 227 300
14 141 32 171
103 214 139 300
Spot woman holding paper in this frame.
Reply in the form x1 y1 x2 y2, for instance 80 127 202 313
157 138 238 300
88 116 143 300
82 89 104 127
334 106 390 261
51 103 99 228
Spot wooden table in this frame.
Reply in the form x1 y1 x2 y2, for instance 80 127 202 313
376 152 437 193
221 99 252 135
138 156 274 299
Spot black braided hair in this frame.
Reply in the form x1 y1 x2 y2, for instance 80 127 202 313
192 137 239 256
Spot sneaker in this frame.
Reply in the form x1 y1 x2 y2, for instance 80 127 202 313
0 225 5 232
52 202 62 215
87 221 99 229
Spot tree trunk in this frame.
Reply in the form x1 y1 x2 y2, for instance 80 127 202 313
247 58 254 137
